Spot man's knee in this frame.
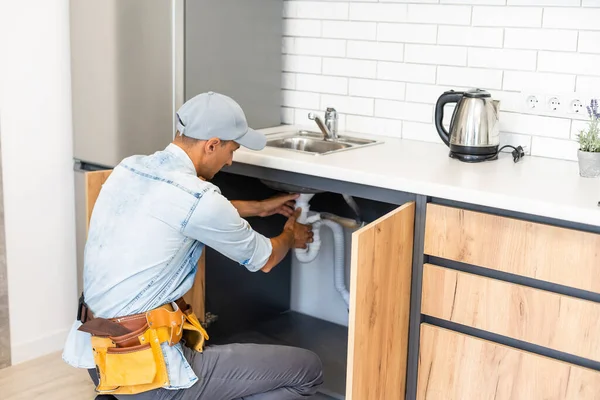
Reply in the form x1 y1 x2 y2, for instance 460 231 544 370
296 348 324 389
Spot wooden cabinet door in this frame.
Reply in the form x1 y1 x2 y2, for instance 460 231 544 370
346 201 416 400
84 170 205 321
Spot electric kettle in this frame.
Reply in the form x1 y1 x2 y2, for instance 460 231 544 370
434 89 500 162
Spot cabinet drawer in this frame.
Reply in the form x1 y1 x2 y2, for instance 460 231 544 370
422 264 600 362
417 324 600 400
424 204 600 293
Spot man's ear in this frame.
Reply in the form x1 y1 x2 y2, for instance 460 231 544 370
205 138 221 153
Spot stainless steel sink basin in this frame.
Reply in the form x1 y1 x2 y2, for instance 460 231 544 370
265 130 382 155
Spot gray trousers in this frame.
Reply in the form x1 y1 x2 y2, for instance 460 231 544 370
89 343 324 400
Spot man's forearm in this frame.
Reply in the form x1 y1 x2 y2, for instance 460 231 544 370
261 231 294 273
231 200 262 218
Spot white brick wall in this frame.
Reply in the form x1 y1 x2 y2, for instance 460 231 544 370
281 0 600 161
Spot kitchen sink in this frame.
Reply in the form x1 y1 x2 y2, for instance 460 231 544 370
265 130 383 155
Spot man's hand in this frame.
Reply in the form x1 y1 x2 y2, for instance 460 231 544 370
283 208 314 249
257 193 299 218
261 208 314 273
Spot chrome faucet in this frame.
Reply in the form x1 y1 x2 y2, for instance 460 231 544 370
324 107 338 139
308 107 338 140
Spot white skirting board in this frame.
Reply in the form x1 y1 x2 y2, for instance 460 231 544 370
10 328 70 365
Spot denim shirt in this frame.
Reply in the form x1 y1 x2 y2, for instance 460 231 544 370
62 143 273 389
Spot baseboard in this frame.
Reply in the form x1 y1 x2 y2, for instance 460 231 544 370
10 327 69 365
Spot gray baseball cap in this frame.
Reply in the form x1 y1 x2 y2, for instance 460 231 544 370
176 91 266 150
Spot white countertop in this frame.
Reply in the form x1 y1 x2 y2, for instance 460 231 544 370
232 125 600 228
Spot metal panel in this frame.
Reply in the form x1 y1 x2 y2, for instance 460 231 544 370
70 0 177 167
405 195 427 400
73 167 86 296
184 0 283 129
223 163 416 206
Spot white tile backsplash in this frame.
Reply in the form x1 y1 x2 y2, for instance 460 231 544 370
531 137 580 161
500 113 572 138
405 44 468 67
296 74 348 95
473 7 543 27
283 37 346 58
378 61 437 84
346 115 403 137
578 31 600 54
468 48 537 71
402 121 444 143
406 4 472 25
503 71 576 92
375 99 434 123
538 51 600 76
284 1 348 20
349 3 408 22
508 0 580 5
437 26 504 48
349 79 406 101
544 7 600 30
577 76 600 93
504 28 578 51
437 66 504 90
347 41 404 62
322 21 377 40
321 94 375 116
283 19 321 37
283 55 321 74
377 23 438 44
322 58 377 78
282 0 600 161
282 90 321 109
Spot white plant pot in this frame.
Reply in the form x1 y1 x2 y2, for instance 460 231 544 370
578 150 600 178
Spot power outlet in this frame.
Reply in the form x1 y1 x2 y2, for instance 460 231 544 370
520 92 593 120
547 96 560 111
526 95 539 109
570 99 584 115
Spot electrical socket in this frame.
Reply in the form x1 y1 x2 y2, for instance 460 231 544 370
547 96 560 111
569 99 584 115
520 92 592 120
526 95 539 109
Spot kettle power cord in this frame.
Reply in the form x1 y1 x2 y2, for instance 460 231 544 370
482 145 525 163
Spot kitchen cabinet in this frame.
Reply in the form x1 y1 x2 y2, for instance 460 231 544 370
83 169 417 399
417 324 600 400
415 203 600 400
83 165 600 399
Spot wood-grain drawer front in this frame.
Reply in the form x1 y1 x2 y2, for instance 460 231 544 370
424 203 600 293
417 324 600 400
422 264 600 362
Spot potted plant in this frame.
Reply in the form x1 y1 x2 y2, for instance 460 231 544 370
576 99 600 178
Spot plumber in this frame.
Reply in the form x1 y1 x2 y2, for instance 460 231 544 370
62 92 323 399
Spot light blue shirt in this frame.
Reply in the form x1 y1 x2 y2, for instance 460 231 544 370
62 143 273 389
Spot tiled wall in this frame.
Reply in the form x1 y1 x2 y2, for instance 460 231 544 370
281 0 600 161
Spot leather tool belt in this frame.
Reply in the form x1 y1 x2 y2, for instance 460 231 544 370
77 294 209 395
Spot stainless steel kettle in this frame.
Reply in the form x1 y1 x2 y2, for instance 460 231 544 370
435 89 500 162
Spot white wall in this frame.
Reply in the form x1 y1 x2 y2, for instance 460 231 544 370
291 223 354 327
0 0 77 364
281 0 600 161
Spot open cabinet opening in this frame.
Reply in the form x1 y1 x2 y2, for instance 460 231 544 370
82 168 416 400
204 172 401 399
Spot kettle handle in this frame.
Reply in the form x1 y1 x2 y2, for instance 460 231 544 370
434 90 464 146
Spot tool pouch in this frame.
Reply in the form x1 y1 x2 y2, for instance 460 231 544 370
182 309 209 352
91 327 169 395
80 303 188 395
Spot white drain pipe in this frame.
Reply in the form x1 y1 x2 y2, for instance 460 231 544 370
293 193 350 308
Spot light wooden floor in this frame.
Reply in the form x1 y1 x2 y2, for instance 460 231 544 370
0 352 337 400
0 351 96 399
